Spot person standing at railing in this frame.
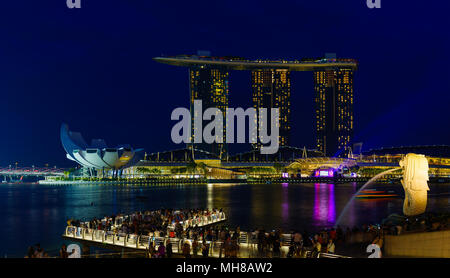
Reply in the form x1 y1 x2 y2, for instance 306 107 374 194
311 239 321 258
25 246 35 258
272 237 281 258
219 229 226 242
192 238 199 257
34 244 45 258
182 242 191 258
206 229 213 242
59 244 69 258
257 229 266 257
293 232 301 247
235 227 241 241
231 238 239 258
158 242 166 258
326 239 335 254
201 241 209 258
148 243 156 258
166 239 173 258
224 237 231 258
175 222 183 238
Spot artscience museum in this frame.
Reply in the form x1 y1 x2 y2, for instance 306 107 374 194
60 124 143 176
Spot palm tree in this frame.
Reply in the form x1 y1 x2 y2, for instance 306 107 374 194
186 161 197 175
136 167 161 177
150 168 161 175
273 163 285 174
196 162 207 175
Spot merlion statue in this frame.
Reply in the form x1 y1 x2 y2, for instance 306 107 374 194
399 153 429 216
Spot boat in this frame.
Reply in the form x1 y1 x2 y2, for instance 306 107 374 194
2 176 24 184
356 189 399 199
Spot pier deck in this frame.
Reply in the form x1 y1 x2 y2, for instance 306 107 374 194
62 219 348 258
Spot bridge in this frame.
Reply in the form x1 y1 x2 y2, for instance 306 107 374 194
0 167 65 178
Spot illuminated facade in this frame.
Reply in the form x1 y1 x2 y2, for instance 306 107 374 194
251 69 291 150
314 68 354 156
189 66 229 157
154 54 357 157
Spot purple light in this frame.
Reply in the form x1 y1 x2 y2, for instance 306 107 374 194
281 183 289 221
315 169 335 177
313 183 336 227
282 173 289 178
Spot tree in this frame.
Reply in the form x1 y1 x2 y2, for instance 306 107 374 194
273 163 285 173
150 168 161 175
186 161 197 175
197 162 207 175
136 167 161 176
136 167 151 174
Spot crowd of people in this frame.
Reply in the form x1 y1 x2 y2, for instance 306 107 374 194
285 225 383 258
26 208 450 258
67 208 225 238
24 244 50 258
67 208 390 258
54 208 395 258
24 222 383 258
25 224 385 258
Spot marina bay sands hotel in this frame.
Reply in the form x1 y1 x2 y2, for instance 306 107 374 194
154 52 358 157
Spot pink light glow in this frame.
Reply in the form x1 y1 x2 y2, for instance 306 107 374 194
315 169 335 177
313 183 336 227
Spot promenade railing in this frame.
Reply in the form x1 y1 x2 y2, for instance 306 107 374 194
64 225 349 258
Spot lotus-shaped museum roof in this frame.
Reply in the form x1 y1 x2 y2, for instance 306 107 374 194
60 124 143 170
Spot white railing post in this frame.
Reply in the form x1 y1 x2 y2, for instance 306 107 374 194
136 236 140 248
124 234 127 247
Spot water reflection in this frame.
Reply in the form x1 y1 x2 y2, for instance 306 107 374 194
281 183 289 223
207 183 213 209
0 182 448 257
313 183 336 227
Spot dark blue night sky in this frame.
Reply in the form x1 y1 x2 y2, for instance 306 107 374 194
0 0 449 167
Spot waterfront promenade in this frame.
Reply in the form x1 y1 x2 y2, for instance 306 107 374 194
62 209 352 258
62 224 349 258
39 176 372 185
63 210 230 257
